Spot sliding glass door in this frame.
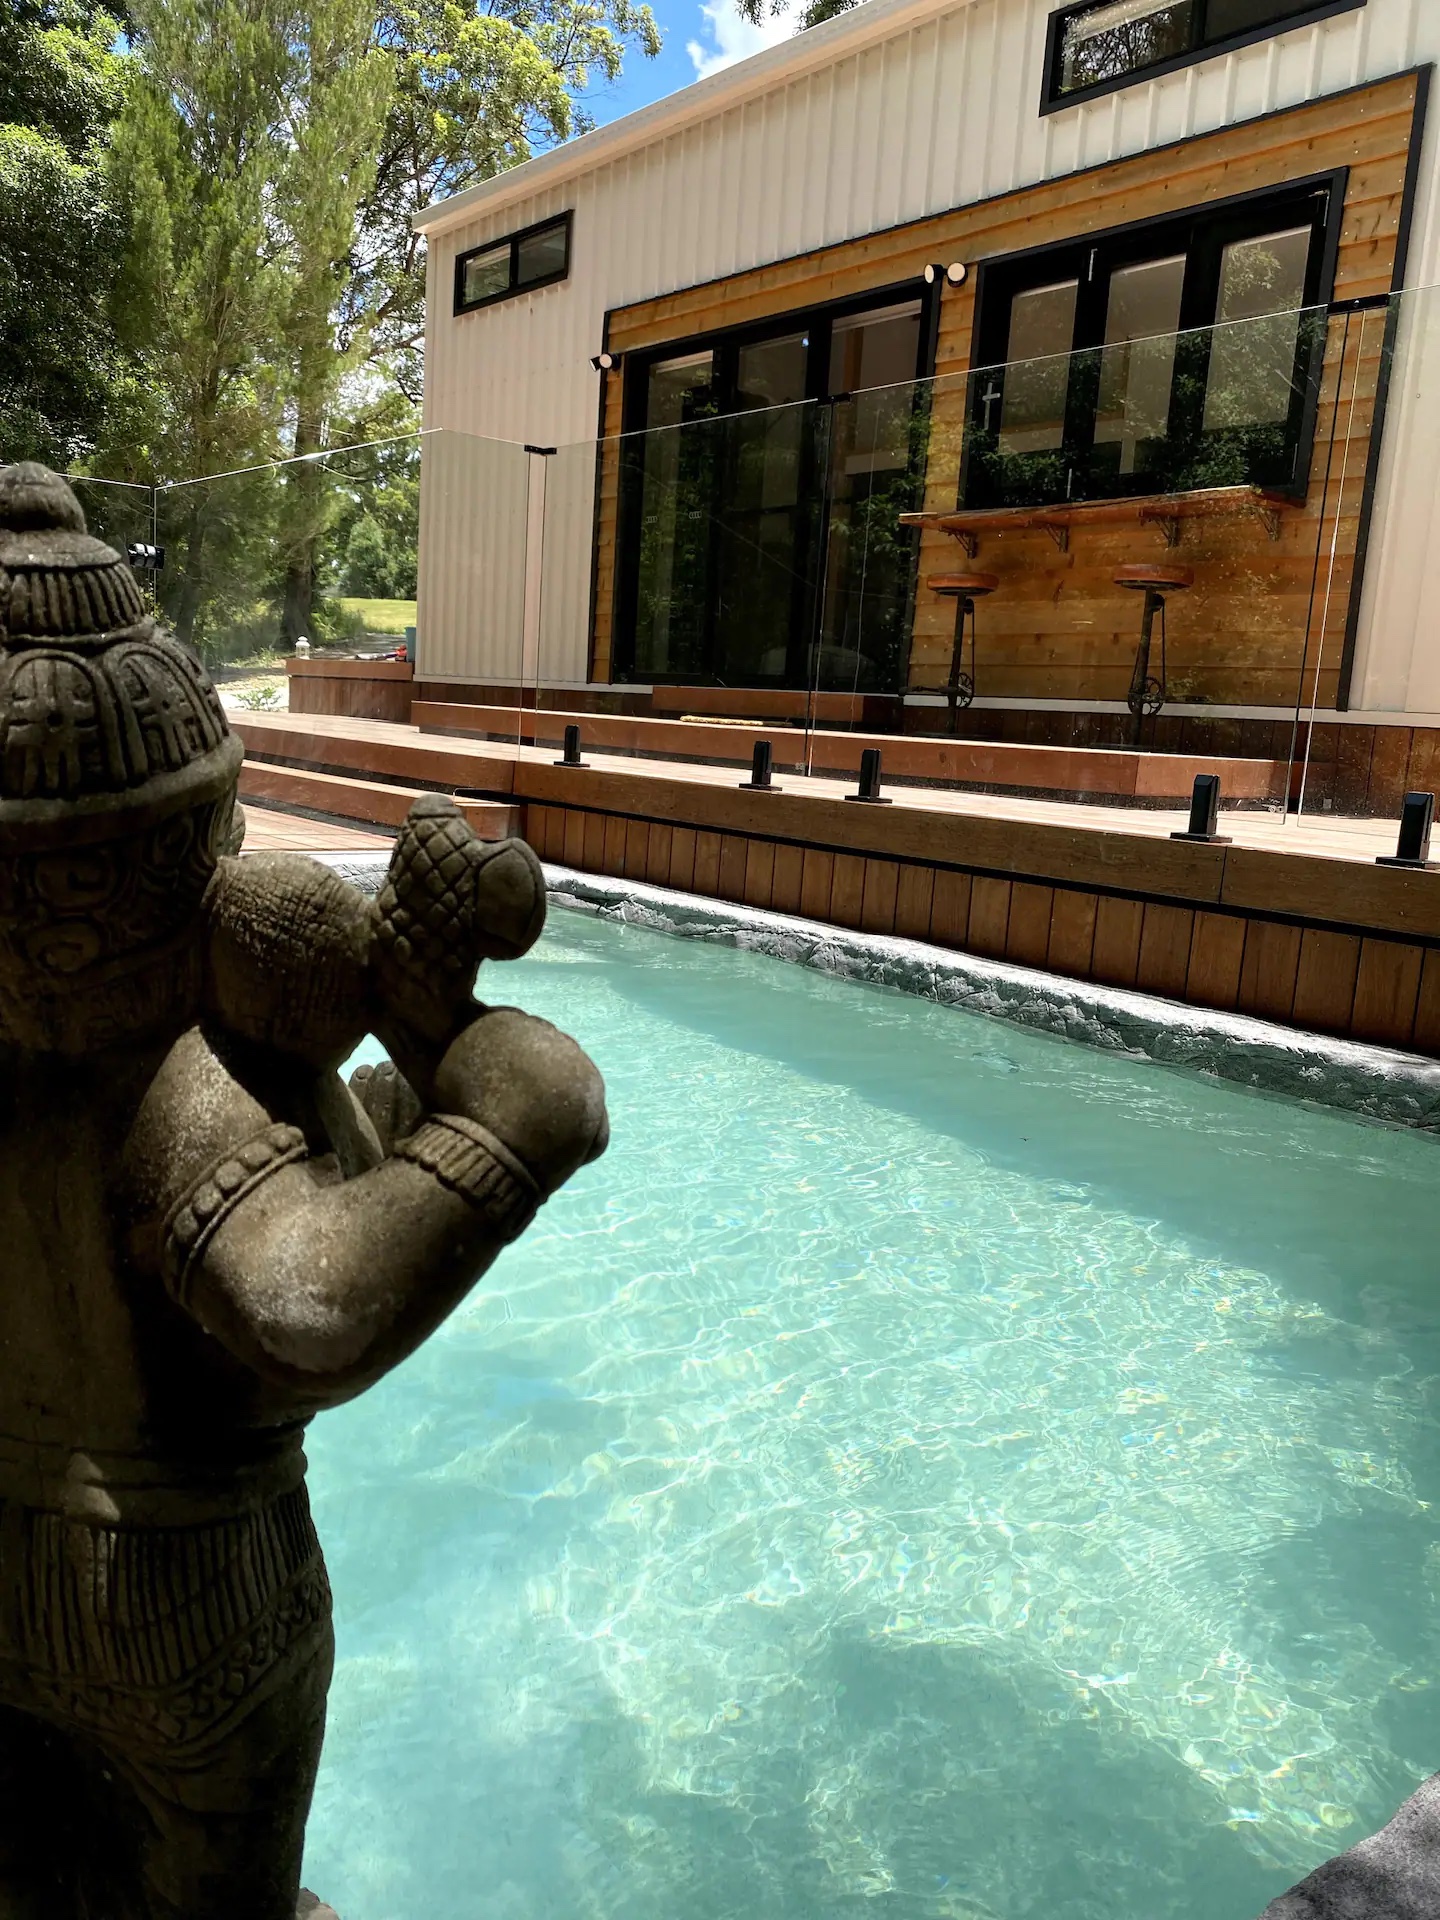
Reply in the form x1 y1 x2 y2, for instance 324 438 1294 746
617 294 927 689
816 304 930 693
631 352 717 681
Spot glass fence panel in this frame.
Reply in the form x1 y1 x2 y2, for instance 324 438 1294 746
153 434 427 673
508 294 1433 827
66 476 156 570
1291 289 1435 848
150 428 529 733
415 429 530 742
530 402 835 789
963 304 1328 509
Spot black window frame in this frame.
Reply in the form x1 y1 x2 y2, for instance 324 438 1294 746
611 279 941 687
961 169 1346 511
1040 0 1367 115
453 211 573 316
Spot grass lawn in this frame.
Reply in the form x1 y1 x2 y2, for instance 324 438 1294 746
337 597 416 635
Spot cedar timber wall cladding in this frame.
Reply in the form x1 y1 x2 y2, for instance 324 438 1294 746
521 790 1440 1056
592 74 1425 706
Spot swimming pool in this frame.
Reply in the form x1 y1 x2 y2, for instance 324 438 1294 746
302 906 1440 1920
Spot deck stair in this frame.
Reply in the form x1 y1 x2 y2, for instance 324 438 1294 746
228 709 1440 1059
412 699 1286 806
238 760 520 840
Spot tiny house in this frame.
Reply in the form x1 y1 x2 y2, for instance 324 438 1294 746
413 0 1440 771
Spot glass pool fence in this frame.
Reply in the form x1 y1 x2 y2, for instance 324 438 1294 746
23 283 1440 837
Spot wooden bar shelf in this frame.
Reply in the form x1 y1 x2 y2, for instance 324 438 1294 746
900 485 1299 555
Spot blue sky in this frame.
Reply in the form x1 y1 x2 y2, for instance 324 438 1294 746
580 0 804 129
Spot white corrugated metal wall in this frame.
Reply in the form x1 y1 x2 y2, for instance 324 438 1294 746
416 0 1440 709
415 430 531 683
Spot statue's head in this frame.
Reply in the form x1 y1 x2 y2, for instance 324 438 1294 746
0 464 242 1053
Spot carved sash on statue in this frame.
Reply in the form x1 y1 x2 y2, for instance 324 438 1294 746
0 464 608 1920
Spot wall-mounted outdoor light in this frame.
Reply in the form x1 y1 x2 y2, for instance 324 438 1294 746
590 352 615 371
924 263 967 286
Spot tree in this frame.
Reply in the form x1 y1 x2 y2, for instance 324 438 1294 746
0 0 139 467
276 0 661 644
348 0 662 408
329 433 421 599
340 510 415 598
109 0 659 661
272 0 395 645
108 0 293 645
731 0 853 29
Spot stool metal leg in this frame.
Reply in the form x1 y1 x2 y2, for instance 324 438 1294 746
946 594 977 735
1127 588 1167 742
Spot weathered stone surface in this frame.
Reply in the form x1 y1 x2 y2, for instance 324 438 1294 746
0 468 607 1919
1260 1775 1440 1919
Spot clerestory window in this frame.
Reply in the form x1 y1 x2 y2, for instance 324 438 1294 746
1042 0 1366 112
454 213 572 315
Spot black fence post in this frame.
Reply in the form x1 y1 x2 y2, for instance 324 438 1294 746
1169 773 1229 845
1377 791 1436 869
846 747 891 805
555 724 589 769
738 740 777 791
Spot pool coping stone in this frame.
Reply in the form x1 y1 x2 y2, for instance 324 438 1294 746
316 852 1440 1133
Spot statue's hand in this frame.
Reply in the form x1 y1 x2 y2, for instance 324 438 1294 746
432 1006 609 1196
349 1058 423 1155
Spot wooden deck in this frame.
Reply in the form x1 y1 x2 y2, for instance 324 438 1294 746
234 710 1440 1056
240 800 395 853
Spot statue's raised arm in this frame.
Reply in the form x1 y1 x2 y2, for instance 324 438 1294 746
124 829 607 1410
0 463 606 1920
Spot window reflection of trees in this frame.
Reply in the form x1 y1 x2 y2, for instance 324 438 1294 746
1060 1 1194 92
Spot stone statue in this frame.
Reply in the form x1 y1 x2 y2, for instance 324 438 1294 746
0 464 609 1919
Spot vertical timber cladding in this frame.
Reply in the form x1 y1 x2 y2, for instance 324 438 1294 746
591 72 1426 705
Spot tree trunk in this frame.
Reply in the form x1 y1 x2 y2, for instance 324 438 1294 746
281 409 323 648
175 499 208 654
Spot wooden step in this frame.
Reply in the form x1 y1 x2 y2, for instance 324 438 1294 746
648 684 895 725
239 761 520 839
412 700 1286 803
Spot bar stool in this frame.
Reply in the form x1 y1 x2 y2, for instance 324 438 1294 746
1114 562 1192 740
925 571 998 734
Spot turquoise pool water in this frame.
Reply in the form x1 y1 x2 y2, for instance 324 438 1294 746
303 910 1440 1920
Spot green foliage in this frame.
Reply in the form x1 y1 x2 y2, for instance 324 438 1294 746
351 0 660 405
110 0 296 487
233 681 285 710
4 0 658 657
327 433 420 599
731 0 856 29
0 1 140 465
340 513 414 599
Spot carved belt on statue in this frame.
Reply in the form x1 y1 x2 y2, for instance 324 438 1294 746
0 1429 309 1526
0 1484 331 1761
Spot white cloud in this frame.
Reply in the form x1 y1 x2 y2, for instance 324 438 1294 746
686 0 804 79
